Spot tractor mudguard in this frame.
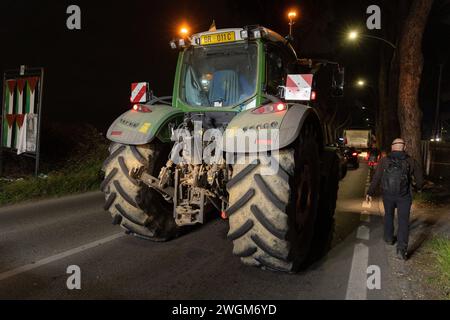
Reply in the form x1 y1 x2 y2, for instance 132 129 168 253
223 103 319 153
106 104 183 145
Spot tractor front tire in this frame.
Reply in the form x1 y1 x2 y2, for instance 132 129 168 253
101 143 176 241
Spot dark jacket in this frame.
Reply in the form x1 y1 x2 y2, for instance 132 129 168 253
367 151 424 197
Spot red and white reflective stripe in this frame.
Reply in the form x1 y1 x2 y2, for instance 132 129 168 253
130 82 148 103
285 74 313 101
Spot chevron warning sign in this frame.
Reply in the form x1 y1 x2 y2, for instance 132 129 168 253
285 74 313 101
130 82 149 103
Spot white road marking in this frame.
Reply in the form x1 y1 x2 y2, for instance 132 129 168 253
345 167 372 300
345 243 369 300
0 233 124 281
356 225 370 240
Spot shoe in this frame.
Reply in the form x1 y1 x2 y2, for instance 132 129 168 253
396 248 408 260
384 236 396 245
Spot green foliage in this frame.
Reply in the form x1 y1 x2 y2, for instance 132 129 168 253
426 236 450 299
0 126 108 206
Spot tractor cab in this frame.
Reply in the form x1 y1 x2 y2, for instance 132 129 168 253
171 26 301 112
169 26 343 113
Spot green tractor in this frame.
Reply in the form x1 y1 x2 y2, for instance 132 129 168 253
101 25 344 272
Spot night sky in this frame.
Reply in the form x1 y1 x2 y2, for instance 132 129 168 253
1 0 449 137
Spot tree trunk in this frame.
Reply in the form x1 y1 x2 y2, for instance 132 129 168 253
397 0 433 166
386 48 401 149
377 47 387 150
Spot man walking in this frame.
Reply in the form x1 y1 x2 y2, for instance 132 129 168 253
366 138 424 260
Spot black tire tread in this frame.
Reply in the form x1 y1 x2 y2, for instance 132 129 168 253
226 159 260 189
115 203 146 226
100 168 118 192
227 219 254 240
254 174 286 211
225 188 255 216
113 180 138 208
102 145 125 171
250 205 286 240
104 192 117 211
118 156 139 186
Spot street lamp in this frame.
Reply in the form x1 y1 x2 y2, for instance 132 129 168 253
356 79 366 87
347 29 396 49
348 31 358 40
288 10 297 38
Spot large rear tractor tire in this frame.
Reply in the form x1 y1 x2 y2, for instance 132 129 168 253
307 150 340 263
101 143 177 241
226 124 321 272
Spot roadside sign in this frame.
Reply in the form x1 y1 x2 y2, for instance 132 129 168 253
0 66 44 176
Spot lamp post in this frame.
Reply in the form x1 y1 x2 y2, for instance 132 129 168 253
288 11 297 38
347 30 396 50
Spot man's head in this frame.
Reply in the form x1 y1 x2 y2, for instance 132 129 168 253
391 138 406 152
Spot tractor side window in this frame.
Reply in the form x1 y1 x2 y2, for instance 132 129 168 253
265 46 287 96
266 45 296 96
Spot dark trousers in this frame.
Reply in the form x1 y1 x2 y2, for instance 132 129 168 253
382 195 412 250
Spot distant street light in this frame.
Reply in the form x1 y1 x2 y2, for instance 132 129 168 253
356 79 366 87
347 30 396 49
348 31 358 40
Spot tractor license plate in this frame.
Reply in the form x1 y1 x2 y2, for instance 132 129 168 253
200 31 236 45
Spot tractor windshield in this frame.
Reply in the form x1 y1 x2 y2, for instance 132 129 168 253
179 42 258 108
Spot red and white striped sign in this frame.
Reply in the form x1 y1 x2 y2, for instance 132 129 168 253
130 82 149 103
285 74 313 101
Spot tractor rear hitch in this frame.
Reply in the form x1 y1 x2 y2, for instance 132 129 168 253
131 167 174 200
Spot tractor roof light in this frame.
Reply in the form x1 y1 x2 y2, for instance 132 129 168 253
180 27 189 36
251 27 268 39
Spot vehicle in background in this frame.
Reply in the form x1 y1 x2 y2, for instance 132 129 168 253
326 144 348 179
343 129 372 150
367 148 381 169
342 146 359 169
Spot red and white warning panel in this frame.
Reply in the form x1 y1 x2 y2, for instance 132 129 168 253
285 74 313 101
130 82 149 103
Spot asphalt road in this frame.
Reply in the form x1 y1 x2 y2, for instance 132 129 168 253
0 162 405 299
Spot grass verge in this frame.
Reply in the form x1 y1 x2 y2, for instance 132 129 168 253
0 126 108 206
425 236 450 299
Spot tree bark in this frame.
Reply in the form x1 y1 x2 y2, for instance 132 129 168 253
397 0 433 166
377 47 387 150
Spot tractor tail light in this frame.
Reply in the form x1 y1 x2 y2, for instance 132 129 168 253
132 104 152 113
252 103 287 114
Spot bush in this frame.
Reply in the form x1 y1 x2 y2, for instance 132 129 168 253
0 125 108 206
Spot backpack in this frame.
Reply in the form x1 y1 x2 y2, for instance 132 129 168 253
381 156 410 196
